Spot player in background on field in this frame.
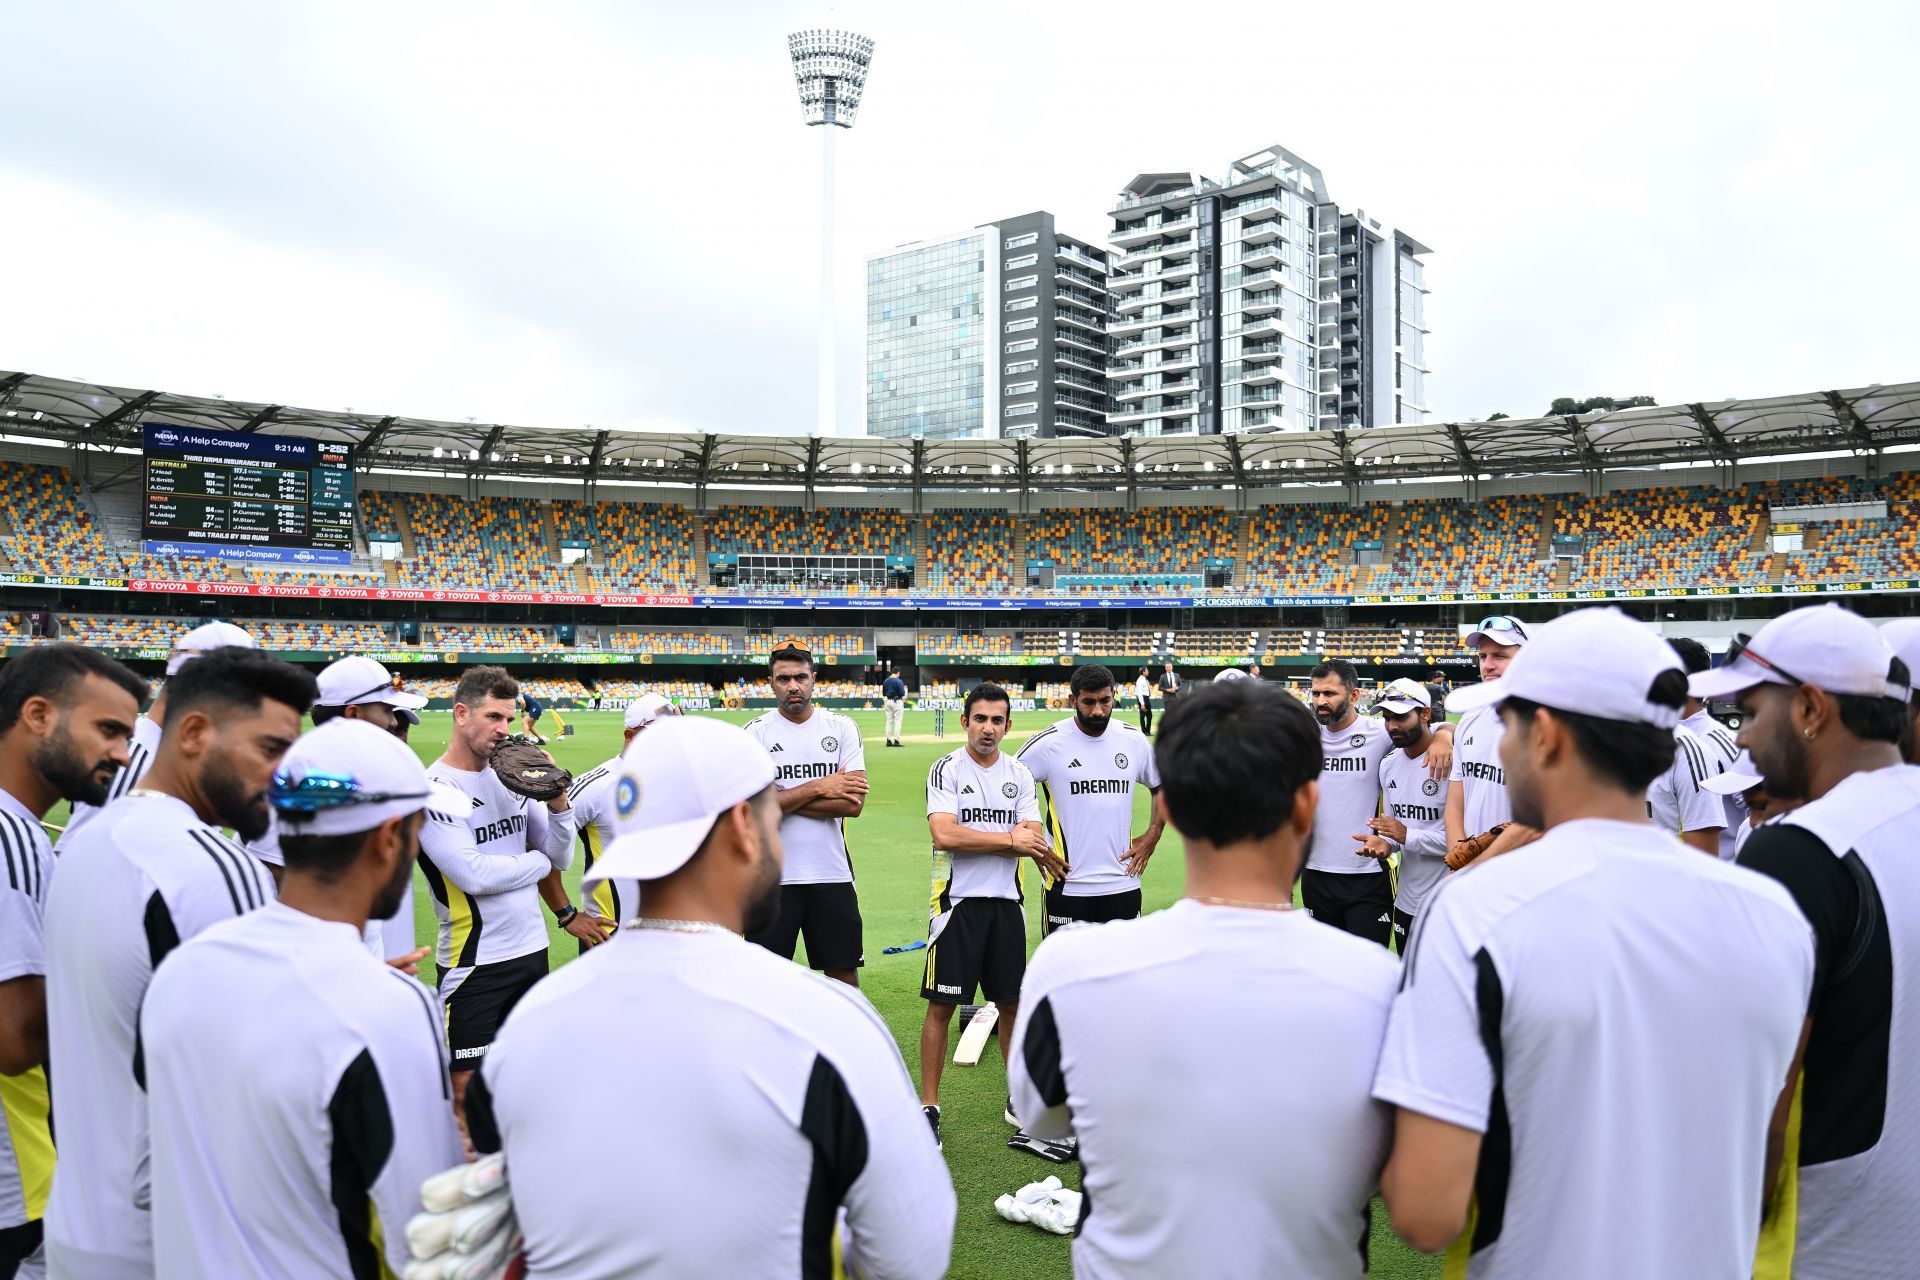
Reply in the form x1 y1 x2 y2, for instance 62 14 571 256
565 692 680 948
0 646 143 1280
1644 717 1726 854
1878 618 1920 761
1694 604 1920 1277
1667 637 1747 858
1351 679 1451 952
1018 664 1164 936
466 717 955 1280
55 621 252 850
1374 609 1813 1279
882 667 909 747
517 689 566 743
744 640 868 987
1701 751 1794 860
43 648 314 1280
419 667 576 1132
1444 615 1538 869
1011 678 1398 1278
1134 668 1153 735
140 720 465 1279
919 684 1054 1148
1305 660 1452 947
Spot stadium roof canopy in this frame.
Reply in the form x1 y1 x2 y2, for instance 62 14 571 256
2 370 1916 496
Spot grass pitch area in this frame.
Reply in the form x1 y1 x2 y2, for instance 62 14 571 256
402 708 1438 1280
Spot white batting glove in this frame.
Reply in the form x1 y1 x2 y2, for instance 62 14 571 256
403 1154 524 1280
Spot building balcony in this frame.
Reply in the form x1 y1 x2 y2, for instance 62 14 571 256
1055 267 1108 294
1055 329 1106 354
1057 348 1106 374
1106 269 1149 294
1235 315 1288 341
1241 342 1283 364
1240 219 1284 246
1237 268 1285 291
1121 235 1195 264
1056 243 1107 272
1239 243 1283 270
1154 258 1199 283
1238 364 1281 386
1339 256 1359 276
1110 221 1161 249
1239 291 1283 317
1340 276 1361 297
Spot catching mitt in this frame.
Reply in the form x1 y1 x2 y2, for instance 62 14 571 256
1445 823 1508 871
491 735 571 802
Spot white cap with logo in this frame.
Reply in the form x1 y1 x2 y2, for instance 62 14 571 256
1702 749 1765 797
1878 619 1920 693
316 655 429 725
623 692 681 731
269 719 467 838
1463 614 1530 650
1446 607 1684 729
584 716 776 884
167 621 255 675
1687 604 1910 704
1372 678 1433 714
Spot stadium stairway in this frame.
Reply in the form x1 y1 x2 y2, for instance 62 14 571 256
691 514 708 572
394 500 419 561
572 561 592 591
1011 518 1029 584
541 503 562 565
912 517 929 579
1233 517 1253 589
1553 558 1572 589
1536 500 1556 560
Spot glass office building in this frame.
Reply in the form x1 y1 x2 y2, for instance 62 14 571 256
865 232 989 440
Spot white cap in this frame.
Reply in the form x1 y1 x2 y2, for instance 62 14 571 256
270 719 467 838
1446 607 1684 729
1373 678 1432 714
1463 614 1530 650
167 621 256 675
1212 668 1250 683
316 655 428 725
1687 605 1910 704
1879 619 1920 690
1702 749 1765 796
623 692 681 731
584 716 776 884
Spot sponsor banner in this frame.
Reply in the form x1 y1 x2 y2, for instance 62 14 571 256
0 573 131 590
142 541 353 567
911 698 1041 713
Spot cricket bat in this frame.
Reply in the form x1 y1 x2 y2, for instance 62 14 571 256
953 1004 999 1066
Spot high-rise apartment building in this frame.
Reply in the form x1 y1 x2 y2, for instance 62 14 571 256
1105 144 1430 435
866 212 1112 439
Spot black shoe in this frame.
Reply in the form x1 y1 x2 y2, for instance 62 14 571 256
924 1104 942 1150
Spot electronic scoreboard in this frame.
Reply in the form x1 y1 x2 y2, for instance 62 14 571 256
140 424 355 566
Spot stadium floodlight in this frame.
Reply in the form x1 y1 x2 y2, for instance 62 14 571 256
788 28 875 441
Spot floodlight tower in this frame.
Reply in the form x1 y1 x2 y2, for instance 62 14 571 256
788 29 875 439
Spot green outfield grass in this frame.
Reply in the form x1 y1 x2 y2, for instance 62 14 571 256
391 707 1436 1280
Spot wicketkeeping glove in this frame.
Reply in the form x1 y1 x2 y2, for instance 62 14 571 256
404 1153 524 1280
490 735 572 803
1445 823 1508 870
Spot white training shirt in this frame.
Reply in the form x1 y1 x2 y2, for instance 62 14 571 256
1682 708 1748 860
466 927 956 1280
43 791 276 1280
1017 718 1159 898
1377 744 1451 917
1134 674 1151 705
1646 723 1726 841
1448 704 1512 836
1010 899 1397 1278
0 788 54 1234
248 813 416 960
141 902 462 1279
417 761 575 983
568 758 639 927
926 748 1041 905
1308 714 1393 874
1374 818 1814 1280
54 712 160 850
745 708 865 885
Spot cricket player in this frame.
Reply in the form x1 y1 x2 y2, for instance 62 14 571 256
1444 615 1537 868
0 646 144 1279
1375 609 1813 1278
43 648 315 1280
919 684 1053 1147
1016 663 1163 935
1646 720 1726 854
1351 679 1450 949
744 640 868 987
1669 636 1748 857
564 691 680 944
140 720 466 1279
465 717 955 1279
1694 604 1920 1276
882 668 909 747
1011 678 1398 1277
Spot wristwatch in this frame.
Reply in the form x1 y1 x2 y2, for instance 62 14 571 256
554 903 578 927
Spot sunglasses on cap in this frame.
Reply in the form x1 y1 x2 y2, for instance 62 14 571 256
1724 633 1809 690
1474 616 1529 639
771 637 813 659
270 770 428 815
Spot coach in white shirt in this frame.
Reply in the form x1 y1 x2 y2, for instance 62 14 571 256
1443 615 1537 869
1011 677 1399 1278
465 716 955 1280
1374 608 1814 1279
140 720 466 1279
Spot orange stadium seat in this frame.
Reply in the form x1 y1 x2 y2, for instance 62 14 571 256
0 462 127 577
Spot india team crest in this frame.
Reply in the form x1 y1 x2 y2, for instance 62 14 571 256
822 735 839 752
1350 733 1366 748
1422 778 1440 797
1001 781 1018 799
616 774 641 817
1114 752 1129 770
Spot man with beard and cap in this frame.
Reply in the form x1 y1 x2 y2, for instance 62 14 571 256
41 647 314 1280
1444 615 1538 870
139 719 465 1279
0 645 145 1279
55 621 253 849
1305 659 1452 947
563 691 681 947
1017 663 1164 937
743 640 868 988
1879 617 1920 762
1350 679 1450 952
1693 603 1920 1278
463 716 956 1280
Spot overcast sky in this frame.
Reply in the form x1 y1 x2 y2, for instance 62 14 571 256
1 0 1913 436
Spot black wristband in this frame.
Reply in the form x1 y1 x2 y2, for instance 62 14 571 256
554 904 578 927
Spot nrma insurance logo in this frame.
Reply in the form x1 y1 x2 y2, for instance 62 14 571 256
151 429 181 446
154 543 182 555
292 550 317 563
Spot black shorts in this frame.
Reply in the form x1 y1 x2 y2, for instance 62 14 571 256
1042 882 1141 937
0 1219 41 1278
922 897 1027 1004
1300 869 1393 947
444 949 549 1068
524 705 543 722
746 882 865 971
1391 906 1417 956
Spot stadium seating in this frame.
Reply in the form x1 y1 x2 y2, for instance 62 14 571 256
1026 507 1231 590
1244 502 1393 595
916 631 1015 659
425 625 567 653
52 615 164 648
922 510 1018 595
707 507 911 558
1558 487 1765 591
1780 471 1920 582
593 678 712 701
741 632 871 659
0 462 125 577
581 502 699 593
395 495 572 592
251 620 393 650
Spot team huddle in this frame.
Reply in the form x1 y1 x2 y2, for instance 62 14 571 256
0 605 1916 1277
